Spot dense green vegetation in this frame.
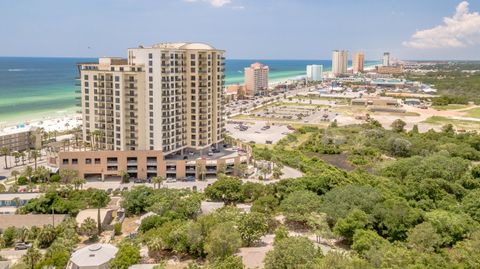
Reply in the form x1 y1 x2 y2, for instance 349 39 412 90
6 117 480 268
405 62 480 105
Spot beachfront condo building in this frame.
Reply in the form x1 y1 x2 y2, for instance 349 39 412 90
0 126 41 152
352 52 364 73
77 42 225 155
244 62 269 96
383 52 391 66
306 65 323 81
332 50 348 76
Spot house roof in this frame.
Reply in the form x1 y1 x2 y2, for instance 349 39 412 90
75 208 113 226
70 244 118 267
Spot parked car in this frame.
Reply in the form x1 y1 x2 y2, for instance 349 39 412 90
14 242 31 250
212 148 220 153
166 178 177 183
183 176 195 182
207 151 213 156
133 178 144 183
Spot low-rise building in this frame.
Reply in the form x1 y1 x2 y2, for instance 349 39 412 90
0 126 41 152
404 98 422 106
0 193 42 214
67 244 118 269
49 145 251 181
376 65 404 75
351 97 399 107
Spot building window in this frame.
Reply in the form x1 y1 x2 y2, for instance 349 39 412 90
72 159 78 165
85 158 92 164
62 159 69 165
95 158 101 164
149 53 153 59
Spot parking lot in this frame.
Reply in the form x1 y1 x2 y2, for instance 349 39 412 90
226 121 294 144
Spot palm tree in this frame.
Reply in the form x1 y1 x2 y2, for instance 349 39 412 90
11 170 20 185
12 152 21 167
22 246 41 269
34 166 50 183
12 197 21 208
23 166 33 185
260 167 269 181
195 162 206 181
30 150 40 170
152 176 165 189
88 189 110 234
20 151 26 165
235 162 248 178
1 147 10 169
72 127 82 148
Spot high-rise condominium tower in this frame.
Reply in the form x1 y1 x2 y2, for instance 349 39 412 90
306 65 323 81
78 42 225 155
332 50 348 76
383 52 390 67
244 62 269 96
352 52 364 73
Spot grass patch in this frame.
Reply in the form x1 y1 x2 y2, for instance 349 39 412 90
463 107 480 118
422 116 480 130
432 104 470 110
372 111 421 117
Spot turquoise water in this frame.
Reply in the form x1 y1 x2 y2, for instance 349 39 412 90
0 57 378 125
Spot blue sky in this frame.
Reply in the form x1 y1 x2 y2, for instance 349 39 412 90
1 0 479 60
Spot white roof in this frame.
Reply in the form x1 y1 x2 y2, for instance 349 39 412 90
151 42 216 50
0 125 37 136
0 192 42 201
70 244 118 267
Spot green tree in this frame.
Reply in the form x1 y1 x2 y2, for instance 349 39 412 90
264 236 320 269
351 229 387 257
72 177 86 190
238 212 269 246
1 227 17 247
204 176 243 204
407 222 442 252
79 217 97 240
36 225 56 248
425 209 476 246
279 190 321 223
307 213 334 244
205 222 242 261
207 256 244 269
22 246 41 269
391 119 406 132
251 195 279 215
461 189 480 222
333 209 372 243
110 243 141 269
373 198 423 241
88 189 110 234
59 168 78 184
152 176 165 190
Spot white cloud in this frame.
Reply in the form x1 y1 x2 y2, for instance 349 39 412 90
403 1 480 49
184 0 231 8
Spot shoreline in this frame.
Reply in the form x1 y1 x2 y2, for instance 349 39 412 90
0 63 380 130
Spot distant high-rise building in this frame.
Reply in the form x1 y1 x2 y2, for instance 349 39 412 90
306 65 323 81
78 42 225 155
244 62 269 96
332 50 348 76
383 52 390 67
352 52 364 73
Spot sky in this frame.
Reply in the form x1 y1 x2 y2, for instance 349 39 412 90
0 0 479 60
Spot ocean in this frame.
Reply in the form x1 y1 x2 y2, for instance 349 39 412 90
0 57 378 126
